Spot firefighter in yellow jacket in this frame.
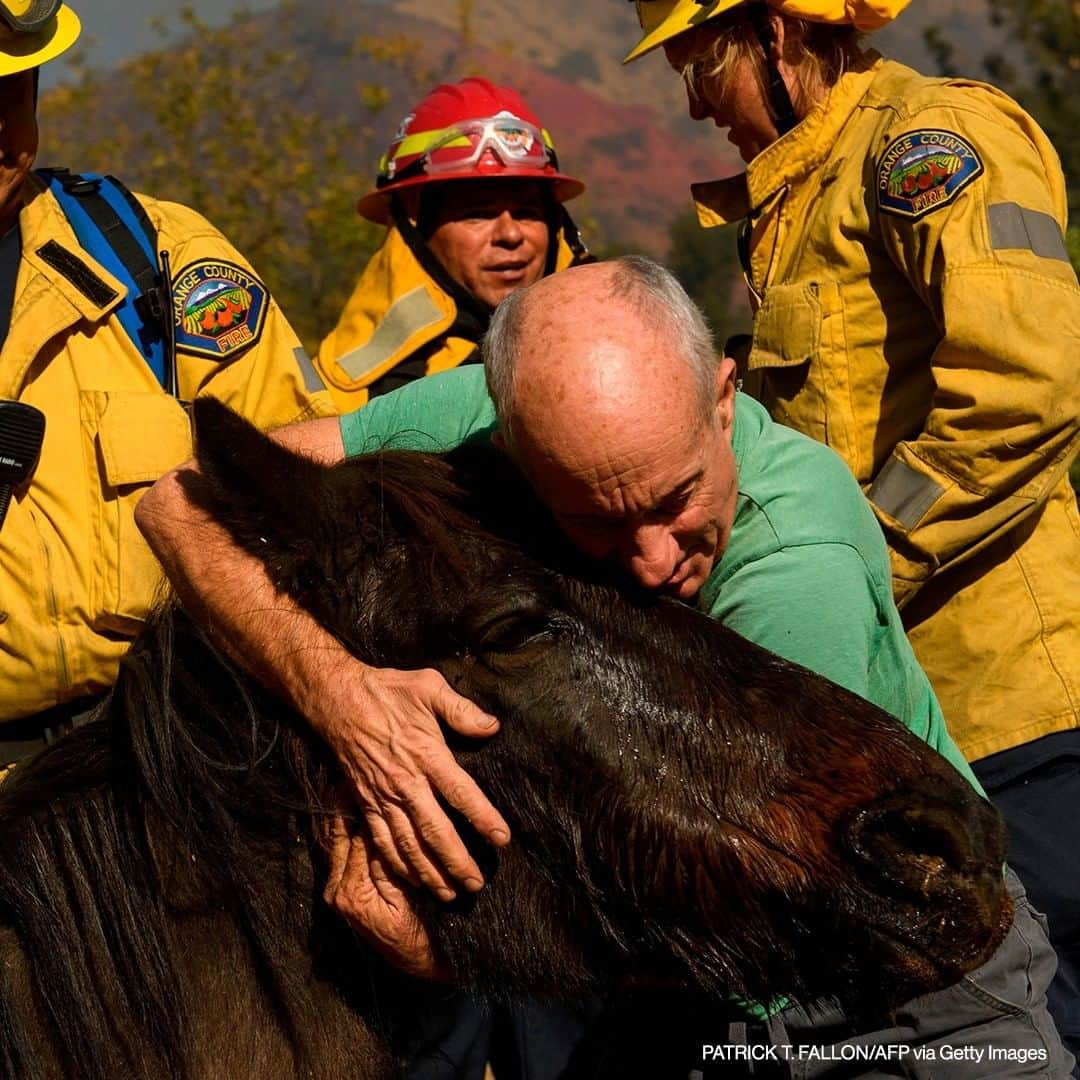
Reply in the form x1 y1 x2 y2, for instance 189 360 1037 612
0 2 333 752
314 77 590 411
625 0 1080 1054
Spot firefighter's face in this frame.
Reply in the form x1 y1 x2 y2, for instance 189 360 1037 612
424 179 551 310
663 23 783 164
0 67 38 229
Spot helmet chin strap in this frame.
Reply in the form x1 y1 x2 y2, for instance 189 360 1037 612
746 3 799 137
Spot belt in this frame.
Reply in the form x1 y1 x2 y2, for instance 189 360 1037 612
0 692 107 768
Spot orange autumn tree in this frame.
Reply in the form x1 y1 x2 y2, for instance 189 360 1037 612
38 3 429 352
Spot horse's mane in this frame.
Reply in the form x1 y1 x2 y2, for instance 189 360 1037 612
323 442 578 579
0 603 367 1079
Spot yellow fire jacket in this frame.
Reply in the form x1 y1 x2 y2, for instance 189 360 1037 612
0 176 334 723
315 224 580 412
694 58 1080 761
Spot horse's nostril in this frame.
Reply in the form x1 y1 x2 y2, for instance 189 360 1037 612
884 805 968 869
844 791 979 901
840 787 1012 993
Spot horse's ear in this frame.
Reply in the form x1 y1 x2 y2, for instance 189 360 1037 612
186 397 329 566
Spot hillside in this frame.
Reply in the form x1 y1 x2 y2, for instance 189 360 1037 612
341 1 739 251
395 0 1010 117
364 0 1014 249
41 0 1013 256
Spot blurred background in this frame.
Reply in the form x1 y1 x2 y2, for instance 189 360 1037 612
38 0 1078 361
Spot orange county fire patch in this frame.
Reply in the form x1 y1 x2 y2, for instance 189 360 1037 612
172 260 269 360
876 130 983 220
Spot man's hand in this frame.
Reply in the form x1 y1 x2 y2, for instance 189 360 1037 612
323 812 445 980
137 436 508 903
309 654 510 901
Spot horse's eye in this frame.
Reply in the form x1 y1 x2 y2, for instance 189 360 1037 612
475 612 555 654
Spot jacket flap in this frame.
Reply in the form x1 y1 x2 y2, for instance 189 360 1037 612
748 283 822 371
97 391 192 486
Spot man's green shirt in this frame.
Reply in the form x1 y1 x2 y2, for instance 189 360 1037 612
339 365 979 790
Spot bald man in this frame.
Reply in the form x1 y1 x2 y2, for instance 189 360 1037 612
137 257 1070 1077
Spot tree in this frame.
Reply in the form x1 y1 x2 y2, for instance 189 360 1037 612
665 209 751 350
39 3 427 352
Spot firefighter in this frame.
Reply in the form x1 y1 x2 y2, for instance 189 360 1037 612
0 1 333 758
314 77 590 411
624 0 1080 1056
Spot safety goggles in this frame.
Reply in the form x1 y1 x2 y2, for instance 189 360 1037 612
0 0 60 32
384 115 557 184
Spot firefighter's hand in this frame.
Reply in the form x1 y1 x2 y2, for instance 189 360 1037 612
311 654 509 901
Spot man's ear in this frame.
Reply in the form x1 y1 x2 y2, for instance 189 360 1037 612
715 356 738 433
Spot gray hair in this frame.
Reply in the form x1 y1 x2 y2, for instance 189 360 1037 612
483 255 720 447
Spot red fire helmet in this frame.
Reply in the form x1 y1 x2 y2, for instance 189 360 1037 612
357 77 585 224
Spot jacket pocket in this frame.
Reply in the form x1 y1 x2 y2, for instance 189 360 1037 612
749 282 828 445
82 391 192 634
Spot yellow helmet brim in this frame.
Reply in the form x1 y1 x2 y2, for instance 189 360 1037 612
0 4 80 76
623 0 911 63
623 0 746 64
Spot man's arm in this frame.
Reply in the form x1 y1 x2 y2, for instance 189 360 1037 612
708 543 879 701
150 197 338 427
135 412 510 900
708 541 979 789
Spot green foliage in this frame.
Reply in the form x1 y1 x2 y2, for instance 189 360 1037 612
1068 224 1080 269
38 3 427 352
925 0 1079 272
920 25 957 77
665 209 750 348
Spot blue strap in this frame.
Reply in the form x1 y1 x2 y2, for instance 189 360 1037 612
39 170 168 389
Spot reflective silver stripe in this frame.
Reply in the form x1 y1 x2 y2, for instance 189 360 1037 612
988 203 1070 263
867 457 943 529
336 286 444 381
293 347 326 394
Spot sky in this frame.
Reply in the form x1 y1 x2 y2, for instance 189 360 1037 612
41 0 282 89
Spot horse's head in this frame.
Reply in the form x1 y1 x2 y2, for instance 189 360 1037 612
190 399 1009 1017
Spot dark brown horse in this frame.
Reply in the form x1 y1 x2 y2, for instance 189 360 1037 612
0 399 1010 1079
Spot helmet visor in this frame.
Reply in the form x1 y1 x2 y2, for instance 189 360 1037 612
0 0 61 32
389 115 555 182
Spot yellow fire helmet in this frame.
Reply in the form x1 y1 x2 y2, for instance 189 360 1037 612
0 0 81 77
624 0 911 62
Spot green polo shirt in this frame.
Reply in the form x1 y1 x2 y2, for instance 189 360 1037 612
339 364 979 791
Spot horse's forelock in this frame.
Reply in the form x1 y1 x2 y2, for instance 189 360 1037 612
333 449 540 590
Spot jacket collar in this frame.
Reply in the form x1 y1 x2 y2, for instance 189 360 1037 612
18 174 128 324
0 176 129 396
